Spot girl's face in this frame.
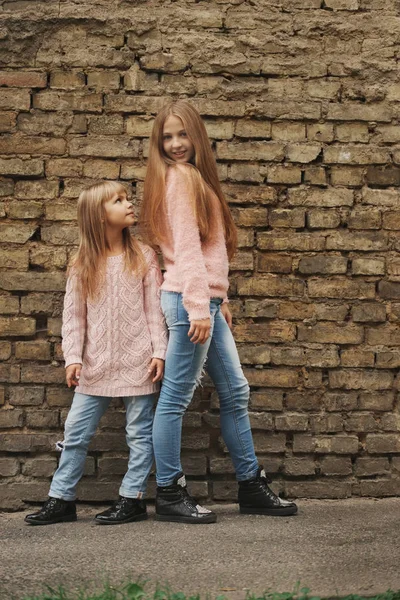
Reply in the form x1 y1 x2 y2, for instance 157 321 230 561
103 190 135 229
162 115 195 164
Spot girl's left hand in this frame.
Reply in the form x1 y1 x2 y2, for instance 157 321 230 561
148 358 165 382
221 304 233 329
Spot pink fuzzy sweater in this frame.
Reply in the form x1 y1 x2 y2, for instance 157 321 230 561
160 165 230 321
61 244 168 397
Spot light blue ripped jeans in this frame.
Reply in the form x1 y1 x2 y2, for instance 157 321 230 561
50 392 157 501
153 291 259 487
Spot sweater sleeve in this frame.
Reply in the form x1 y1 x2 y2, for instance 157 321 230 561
143 249 168 360
166 166 211 321
61 272 87 368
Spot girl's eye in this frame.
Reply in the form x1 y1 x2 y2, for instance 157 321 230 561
181 132 187 137
115 198 122 203
163 135 171 140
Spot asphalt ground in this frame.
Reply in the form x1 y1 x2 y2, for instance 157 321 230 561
1 499 400 599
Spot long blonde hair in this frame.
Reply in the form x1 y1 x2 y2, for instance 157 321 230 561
140 100 237 260
71 181 147 300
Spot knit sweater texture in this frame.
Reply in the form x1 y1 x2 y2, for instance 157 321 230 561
160 165 230 322
61 243 168 397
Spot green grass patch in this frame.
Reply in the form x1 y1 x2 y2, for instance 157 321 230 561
18 582 400 600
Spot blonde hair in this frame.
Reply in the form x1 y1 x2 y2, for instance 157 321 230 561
140 99 237 260
71 181 147 300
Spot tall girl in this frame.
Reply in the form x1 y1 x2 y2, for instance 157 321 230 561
141 100 297 524
25 181 167 526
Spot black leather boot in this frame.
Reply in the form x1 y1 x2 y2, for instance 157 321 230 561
24 497 77 525
156 473 217 524
239 467 298 516
94 496 147 525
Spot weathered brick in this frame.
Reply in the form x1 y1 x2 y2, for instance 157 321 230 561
351 303 386 322
284 458 315 476
82 160 120 179
286 143 321 163
22 458 57 477
34 91 103 113
0 409 23 429
46 159 83 177
341 349 374 367
217 141 284 161
0 158 43 176
244 368 300 388
0 458 20 477
257 253 292 274
7 201 43 220
310 414 343 433
231 207 268 227
237 344 271 365
327 104 391 122
299 256 347 275
286 391 323 411
41 224 79 245
235 120 271 139
366 324 400 345
329 369 393 390
320 456 352 476
355 457 389 477
18 112 74 136
288 187 353 208
272 122 306 141
69 136 139 158
359 391 394 411
285 481 352 499
0 248 29 270
275 414 309 431
308 278 375 300
265 165 302 184
258 232 325 252
269 208 305 229
9 387 44 407
352 258 385 276
307 123 334 142
330 166 364 187
252 432 286 453
50 71 85 89
250 390 283 411
326 231 387 251
0 134 66 156
234 322 295 343
0 272 65 292
366 434 400 454
15 341 51 361
336 123 369 143
298 323 363 344
0 89 30 110
315 435 359 454
0 317 35 337
87 71 120 91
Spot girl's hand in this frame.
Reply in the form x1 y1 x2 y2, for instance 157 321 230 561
66 364 82 387
148 358 164 382
188 318 211 345
221 304 233 330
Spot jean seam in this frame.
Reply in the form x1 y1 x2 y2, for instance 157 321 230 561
55 402 103 498
211 328 249 463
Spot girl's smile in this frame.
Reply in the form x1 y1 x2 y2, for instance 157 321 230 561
163 115 195 163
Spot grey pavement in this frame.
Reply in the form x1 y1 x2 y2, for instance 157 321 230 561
1 499 400 600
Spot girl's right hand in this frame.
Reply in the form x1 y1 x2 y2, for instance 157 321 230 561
66 363 82 387
188 318 211 345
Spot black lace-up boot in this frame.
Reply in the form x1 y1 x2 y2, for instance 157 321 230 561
94 496 147 525
156 473 217 524
239 467 298 516
24 497 77 525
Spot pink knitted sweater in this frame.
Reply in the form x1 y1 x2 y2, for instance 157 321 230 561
160 165 230 322
61 244 168 397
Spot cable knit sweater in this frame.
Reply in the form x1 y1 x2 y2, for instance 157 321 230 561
61 244 168 397
160 165 230 322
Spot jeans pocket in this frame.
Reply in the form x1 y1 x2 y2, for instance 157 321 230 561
161 292 179 327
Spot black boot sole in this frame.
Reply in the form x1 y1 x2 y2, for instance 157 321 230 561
24 513 77 526
240 505 298 516
155 513 217 524
94 513 148 525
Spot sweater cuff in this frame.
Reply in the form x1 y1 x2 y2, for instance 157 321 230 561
64 357 83 368
222 297 229 305
187 305 211 322
152 351 166 361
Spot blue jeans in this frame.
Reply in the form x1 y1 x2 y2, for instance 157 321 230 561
153 291 259 486
50 392 157 501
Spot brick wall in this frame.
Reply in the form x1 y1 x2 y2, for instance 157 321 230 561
1 0 400 509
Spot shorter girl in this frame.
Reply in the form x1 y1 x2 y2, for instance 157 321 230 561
25 181 167 526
